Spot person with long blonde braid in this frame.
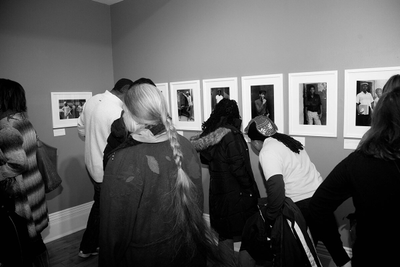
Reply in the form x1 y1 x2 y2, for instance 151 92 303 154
99 83 234 267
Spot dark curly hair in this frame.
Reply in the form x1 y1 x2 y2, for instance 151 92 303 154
200 98 241 137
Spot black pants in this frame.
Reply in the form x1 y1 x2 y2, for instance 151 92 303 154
79 177 101 253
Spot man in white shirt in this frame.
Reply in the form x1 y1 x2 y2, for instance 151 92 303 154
77 78 134 258
356 82 374 126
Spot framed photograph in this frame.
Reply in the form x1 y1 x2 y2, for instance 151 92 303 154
170 80 202 130
241 74 284 133
288 70 338 137
344 66 400 138
155 83 171 114
51 92 92 129
202 77 238 120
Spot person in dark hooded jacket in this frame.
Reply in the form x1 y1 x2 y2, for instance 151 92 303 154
190 99 260 265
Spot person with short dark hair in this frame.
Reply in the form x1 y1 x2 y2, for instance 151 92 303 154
103 77 158 169
0 78 50 266
77 78 134 258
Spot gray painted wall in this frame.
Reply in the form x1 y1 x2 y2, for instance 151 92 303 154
0 0 114 213
1 0 400 248
110 0 400 247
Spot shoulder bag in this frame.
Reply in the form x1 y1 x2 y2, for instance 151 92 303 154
36 137 62 193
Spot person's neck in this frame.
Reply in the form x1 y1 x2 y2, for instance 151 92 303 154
110 90 124 100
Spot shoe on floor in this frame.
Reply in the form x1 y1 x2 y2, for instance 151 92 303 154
78 248 99 258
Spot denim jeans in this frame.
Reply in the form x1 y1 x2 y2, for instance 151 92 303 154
79 177 101 253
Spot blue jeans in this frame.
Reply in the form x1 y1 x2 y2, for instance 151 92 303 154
79 177 101 253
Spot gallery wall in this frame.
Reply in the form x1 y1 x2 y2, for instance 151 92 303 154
0 0 114 213
1 0 400 249
110 0 400 247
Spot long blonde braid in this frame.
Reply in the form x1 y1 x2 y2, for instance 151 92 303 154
124 83 229 266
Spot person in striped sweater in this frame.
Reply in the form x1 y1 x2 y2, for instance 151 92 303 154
0 78 49 267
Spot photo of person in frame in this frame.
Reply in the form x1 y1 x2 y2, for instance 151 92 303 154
177 89 194 121
300 83 327 125
251 84 274 121
355 79 387 127
299 82 327 125
355 81 373 126
211 87 230 111
59 99 87 119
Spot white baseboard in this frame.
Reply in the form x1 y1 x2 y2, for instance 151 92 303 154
42 202 212 244
42 201 93 243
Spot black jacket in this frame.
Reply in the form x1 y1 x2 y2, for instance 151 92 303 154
191 125 260 238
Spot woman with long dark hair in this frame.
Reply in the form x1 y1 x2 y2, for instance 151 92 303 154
310 86 400 266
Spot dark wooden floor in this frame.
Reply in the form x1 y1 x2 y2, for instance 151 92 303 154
47 230 98 267
46 230 333 267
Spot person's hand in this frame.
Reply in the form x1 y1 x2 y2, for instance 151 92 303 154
318 113 322 119
262 99 266 104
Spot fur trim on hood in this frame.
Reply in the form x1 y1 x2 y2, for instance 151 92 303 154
190 127 231 152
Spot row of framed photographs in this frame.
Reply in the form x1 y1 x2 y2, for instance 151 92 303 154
156 75 285 135
50 66 399 141
156 66 400 139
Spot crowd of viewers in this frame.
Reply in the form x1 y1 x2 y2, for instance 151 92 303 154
1 74 399 266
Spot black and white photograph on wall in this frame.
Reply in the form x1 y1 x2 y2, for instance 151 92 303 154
51 92 92 129
241 74 284 135
251 84 274 121
355 80 385 126
177 89 194 121
301 82 327 125
59 99 86 120
211 87 230 110
170 80 202 131
288 71 337 137
202 77 238 121
344 66 400 139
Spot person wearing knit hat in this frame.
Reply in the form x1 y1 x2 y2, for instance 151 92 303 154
245 115 351 267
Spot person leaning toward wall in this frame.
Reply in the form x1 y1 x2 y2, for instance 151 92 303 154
99 83 233 267
310 87 400 267
245 115 350 267
0 79 50 266
190 99 260 266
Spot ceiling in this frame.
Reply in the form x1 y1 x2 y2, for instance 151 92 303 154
92 0 124 5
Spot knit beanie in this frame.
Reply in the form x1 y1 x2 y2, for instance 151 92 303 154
244 115 278 141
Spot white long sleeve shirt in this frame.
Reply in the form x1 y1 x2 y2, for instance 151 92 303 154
77 90 123 183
